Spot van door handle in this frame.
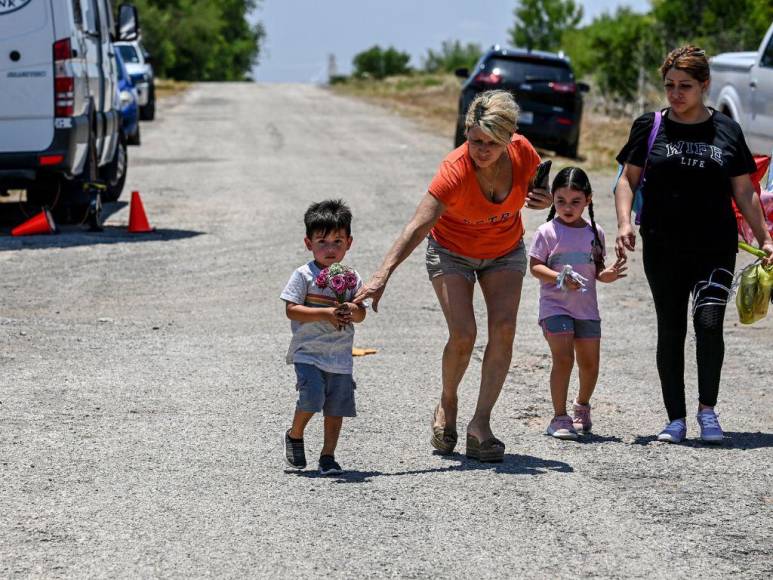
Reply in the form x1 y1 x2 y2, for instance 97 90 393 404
750 80 757 88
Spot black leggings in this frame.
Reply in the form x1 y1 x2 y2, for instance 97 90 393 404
643 241 736 421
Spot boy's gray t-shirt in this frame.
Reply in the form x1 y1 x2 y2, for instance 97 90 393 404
280 261 364 375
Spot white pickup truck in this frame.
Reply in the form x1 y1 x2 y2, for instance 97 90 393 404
709 22 773 155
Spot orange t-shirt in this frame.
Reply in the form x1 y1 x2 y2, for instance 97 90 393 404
428 135 540 259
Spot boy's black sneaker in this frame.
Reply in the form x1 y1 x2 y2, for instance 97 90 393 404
284 430 306 469
318 455 343 476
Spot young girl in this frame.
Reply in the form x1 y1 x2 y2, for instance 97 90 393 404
529 167 627 439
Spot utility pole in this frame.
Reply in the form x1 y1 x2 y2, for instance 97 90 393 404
327 54 338 84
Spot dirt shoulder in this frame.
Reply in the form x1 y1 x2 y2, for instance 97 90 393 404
330 73 633 172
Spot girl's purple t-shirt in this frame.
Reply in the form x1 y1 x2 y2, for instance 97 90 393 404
529 219 605 322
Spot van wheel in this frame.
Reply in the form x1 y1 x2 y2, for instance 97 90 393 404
128 123 141 146
140 84 156 120
57 118 99 223
100 133 128 202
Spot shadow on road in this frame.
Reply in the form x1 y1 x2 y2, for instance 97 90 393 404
0 202 203 251
632 431 773 449
291 453 573 484
574 433 623 444
722 432 773 449
0 226 203 251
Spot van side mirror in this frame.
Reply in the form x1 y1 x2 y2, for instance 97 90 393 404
454 67 469 79
118 3 140 41
577 82 590 93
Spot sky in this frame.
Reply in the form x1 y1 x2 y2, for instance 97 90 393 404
251 0 652 83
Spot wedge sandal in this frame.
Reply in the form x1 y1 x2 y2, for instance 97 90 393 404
466 433 505 462
430 406 458 454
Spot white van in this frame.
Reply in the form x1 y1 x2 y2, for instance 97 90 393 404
0 1 139 226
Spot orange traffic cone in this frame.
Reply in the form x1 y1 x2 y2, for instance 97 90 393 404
11 209 56 236
128 190 153 233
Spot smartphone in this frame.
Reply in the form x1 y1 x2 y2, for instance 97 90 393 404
534 159 552 190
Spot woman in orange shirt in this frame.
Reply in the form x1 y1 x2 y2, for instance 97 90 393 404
354 90 551 462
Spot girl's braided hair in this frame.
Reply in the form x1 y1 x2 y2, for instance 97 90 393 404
660 45 709 83
547 166 604 275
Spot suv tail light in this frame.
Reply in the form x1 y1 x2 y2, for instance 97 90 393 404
53 38 75 117
549 82 576 93
473 72 502 85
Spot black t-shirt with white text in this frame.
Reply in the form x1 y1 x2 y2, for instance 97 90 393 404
616 109 756 252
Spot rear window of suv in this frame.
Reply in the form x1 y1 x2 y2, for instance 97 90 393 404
117 44 140 64
482 57 573 84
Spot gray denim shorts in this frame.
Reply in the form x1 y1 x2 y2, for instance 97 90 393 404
425 237 527 284
294 363 356 417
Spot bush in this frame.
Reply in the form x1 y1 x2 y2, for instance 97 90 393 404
353 45 412 79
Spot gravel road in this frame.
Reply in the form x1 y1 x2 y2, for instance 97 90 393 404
1 83 771 578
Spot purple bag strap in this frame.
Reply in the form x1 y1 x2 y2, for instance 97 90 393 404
637 111 662 188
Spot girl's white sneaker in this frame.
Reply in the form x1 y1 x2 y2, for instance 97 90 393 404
546 415 579 440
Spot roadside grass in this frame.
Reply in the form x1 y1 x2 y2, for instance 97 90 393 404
155 79 192 100
330 74 631 173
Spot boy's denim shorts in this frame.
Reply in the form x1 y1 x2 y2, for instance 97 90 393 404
294 363 356 417
540 315 601 339
425 236 527 284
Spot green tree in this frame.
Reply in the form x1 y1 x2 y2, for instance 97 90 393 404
509 0 583 52
560 0 773 104
651 0 773 55
127 0 265 81
583 8 660 101
352 45 411 79
423 40 482 73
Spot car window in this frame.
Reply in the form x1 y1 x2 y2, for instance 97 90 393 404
117 44 140 64
483 57 573 84
761 37 773 68
81 0 99 35
72 0 83 27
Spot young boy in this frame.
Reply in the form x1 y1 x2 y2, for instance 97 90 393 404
280 199 367 475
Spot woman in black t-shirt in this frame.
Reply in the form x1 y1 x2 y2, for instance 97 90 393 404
614 46 773 444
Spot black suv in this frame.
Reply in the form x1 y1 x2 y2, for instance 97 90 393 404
454 47 589 158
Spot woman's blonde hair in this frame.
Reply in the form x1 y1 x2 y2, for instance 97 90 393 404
464 90 519 146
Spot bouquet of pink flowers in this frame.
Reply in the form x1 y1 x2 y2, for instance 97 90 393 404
315 263 358 304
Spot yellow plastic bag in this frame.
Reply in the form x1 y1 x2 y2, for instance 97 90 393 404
736 262 773 324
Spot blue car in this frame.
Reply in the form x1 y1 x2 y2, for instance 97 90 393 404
114 48 140 145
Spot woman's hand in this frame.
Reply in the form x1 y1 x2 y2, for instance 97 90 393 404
526 186 551 210
615 223 636 259
598 256 628 283
353 270 389 313
762 240 773 268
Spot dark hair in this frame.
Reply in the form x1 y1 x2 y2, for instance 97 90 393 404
660 45 710 83
547 167 604 275
304 199 352 238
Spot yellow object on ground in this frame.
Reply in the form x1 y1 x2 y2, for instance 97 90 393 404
352 347 377 356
